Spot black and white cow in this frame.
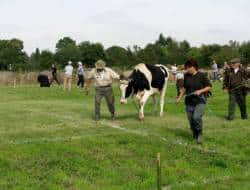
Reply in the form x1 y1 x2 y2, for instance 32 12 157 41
120 63 169 120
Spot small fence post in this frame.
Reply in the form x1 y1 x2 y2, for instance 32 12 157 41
13 79 16 88
157 153 162 190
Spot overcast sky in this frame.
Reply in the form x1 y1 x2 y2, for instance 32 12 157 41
0 0 249 54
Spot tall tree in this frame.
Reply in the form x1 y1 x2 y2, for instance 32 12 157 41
55 37 81 67
106 46 129 68
0 39 28 71
78 41 106 67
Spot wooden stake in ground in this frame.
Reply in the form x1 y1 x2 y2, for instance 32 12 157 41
157 153 162 190
13 79 16 88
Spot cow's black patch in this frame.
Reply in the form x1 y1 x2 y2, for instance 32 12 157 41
37 74 50 87
145 64 166 91
125 70 150 98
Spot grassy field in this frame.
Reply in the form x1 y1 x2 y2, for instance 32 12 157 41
0 82 249 190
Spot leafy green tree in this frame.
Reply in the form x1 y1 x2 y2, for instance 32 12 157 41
56 37 76 50
55 37 81 67
30 48 41 70
211 45 240 67
0 39 28 71
106 46 129 68
239 41 250 65
39 50 55 70
78 41 106 67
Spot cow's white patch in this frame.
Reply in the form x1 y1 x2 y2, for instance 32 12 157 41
135 63 153 84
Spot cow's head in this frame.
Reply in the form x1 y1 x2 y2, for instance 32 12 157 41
119 74 133 104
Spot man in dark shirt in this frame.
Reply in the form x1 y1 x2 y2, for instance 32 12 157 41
223 58 250 120
176 59 212 144
50 64 60 85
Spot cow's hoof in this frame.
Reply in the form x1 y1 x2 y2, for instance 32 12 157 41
139 114 144 121
139 117 144 122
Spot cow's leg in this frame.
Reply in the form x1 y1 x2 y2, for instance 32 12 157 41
152 94 157 115
160 80 168 117
139 91 153 120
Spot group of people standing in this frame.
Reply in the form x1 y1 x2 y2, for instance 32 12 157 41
50 61 85 91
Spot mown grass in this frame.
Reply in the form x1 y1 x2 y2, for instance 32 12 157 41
0 82 249 190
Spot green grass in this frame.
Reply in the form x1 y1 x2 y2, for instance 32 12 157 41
0 82 249 190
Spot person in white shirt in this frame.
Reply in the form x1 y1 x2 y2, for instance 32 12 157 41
211 60 218 81
176 71 184 97
64 61 74 91
171 64 178 80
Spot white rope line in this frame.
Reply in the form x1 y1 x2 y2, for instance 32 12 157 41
0 117 240 160
99 120 239 159
1 131 124 145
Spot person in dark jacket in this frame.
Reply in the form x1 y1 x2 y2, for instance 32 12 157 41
223 58 250 120
50 64 60 85
176 59 212 144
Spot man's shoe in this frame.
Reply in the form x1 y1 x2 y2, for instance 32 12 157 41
197 134 203 144
95 116 100 121
226 116 234 121
192 131 198 139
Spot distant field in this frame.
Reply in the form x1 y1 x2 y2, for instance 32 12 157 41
0 82 249 190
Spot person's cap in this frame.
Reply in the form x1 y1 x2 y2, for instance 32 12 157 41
68 60 72 65
229 58 241 64
78 61 82 65
95 60 106 69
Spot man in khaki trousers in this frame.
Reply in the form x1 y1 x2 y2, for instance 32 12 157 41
86 60 120 121
64 61 74 91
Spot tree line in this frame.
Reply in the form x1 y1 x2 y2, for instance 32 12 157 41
0 33 250 71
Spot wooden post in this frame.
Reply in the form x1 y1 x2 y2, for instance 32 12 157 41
157 153 162 190
13 79 16 88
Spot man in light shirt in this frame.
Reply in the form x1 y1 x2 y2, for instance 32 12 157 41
211 60 218 81
87 60 120 121
64 61 74 91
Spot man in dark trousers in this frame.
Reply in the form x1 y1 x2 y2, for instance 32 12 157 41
50 64 60 85
223 58 250 120
176 59 212 144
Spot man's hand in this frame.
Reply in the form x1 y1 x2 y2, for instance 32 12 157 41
176 96 182 104
223 88 228 93
194 90 202 96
